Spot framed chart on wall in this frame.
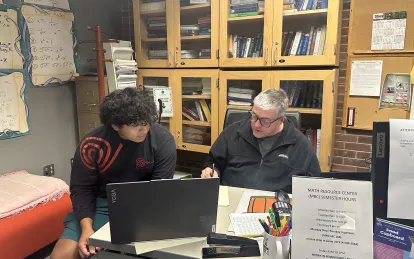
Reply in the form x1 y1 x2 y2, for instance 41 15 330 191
0 6 24 69
23 0 71 10
0 72 29 140
22 3 77 87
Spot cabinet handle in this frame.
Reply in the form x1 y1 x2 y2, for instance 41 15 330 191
168 52 171 66
174 50 178 66
264 47 268 64
84 103 97 106
274 46 278 65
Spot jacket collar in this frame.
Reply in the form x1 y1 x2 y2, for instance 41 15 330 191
237 119 298 152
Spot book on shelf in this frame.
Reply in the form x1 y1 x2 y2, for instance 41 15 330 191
228 34 263 58
280 81 323 108
141 1 165 12
183 125 211 145
281 25 326 56
290 0 327 12
227 85 256 106
302 127 321 159
148 49 168 60
182 100 212 122
189 0 210 4
198 16 211 35
199 49 211 59
146 16 166 39
230 0 258 5
181 25 200 36
201 78 211 95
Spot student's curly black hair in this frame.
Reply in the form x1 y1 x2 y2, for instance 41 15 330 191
99 87 158 126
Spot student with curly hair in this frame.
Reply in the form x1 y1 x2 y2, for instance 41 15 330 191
51 88 176 259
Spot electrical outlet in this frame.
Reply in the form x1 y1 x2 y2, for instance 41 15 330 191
43 164 55 176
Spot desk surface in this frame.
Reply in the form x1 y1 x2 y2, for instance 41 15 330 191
89 186 270 258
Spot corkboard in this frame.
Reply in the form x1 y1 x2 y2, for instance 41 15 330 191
348 0 414 54
342 55 414 130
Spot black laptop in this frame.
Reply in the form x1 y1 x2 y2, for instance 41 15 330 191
106 178 220 244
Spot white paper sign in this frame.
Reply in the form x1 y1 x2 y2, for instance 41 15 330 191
388 119 414 220
372 12 407 51
292 177 373 259
0 72 29 135
153 87 173 117
350 60 383 96
0 9 24 69
24 0 70 10
22 5 76 86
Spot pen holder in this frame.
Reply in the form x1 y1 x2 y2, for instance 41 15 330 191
262 232 290 259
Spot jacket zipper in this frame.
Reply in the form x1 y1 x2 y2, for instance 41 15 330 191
253 158 264 185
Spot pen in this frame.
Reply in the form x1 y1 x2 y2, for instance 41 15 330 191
258 219 269 234
211 163 215 177
269 208 280 236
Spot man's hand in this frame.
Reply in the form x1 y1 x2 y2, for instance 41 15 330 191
78 218 101 258
201 167 219 178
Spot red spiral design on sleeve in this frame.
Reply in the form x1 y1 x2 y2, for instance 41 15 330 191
80 137 123 173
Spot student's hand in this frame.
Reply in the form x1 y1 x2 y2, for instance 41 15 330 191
201 167 219 178
78 228 101 258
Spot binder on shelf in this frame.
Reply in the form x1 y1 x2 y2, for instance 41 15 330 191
103 40 138 93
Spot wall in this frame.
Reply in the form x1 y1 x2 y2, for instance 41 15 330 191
0 85 78 183
331 0 372 172
0 1 127 183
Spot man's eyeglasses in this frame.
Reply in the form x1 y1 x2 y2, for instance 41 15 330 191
249 111 283 128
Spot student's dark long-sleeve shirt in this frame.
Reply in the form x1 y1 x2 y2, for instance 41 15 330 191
70 124 176 221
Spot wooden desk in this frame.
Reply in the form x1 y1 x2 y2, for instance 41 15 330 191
89 186 270 258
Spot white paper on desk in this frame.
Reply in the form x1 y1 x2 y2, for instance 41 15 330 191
349 60 383 96
291 177 373 259
218 186 229 207
228 189 276 232
388 119 414 220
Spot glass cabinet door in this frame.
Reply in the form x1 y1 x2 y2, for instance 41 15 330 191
218 71 272 131
173 0 219 68
219 0 274 67
137 69 175 137
271 70 337 172
134 0 175 68
174 70 219 154
272 0 340 67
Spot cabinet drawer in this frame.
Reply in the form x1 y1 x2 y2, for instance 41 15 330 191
78 112 101 139
76 80 100 113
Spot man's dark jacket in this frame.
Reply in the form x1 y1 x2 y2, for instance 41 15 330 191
204 119 321 192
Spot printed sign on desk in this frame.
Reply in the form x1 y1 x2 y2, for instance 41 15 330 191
291 177 373 259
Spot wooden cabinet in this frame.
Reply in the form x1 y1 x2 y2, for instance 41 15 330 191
134 0 219 68
75 77 108 141
138 69 219 153
174 70 219 153
218 69 338 172
219 0 341 67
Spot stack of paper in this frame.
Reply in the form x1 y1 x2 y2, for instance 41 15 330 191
104 41 138 92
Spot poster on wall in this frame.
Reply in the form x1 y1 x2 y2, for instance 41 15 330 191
24 0 70 10
379 73 411 110
0 8 24 69
22 4 76 87
349 60 383 96
0 72 29 140
371 11 407 51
